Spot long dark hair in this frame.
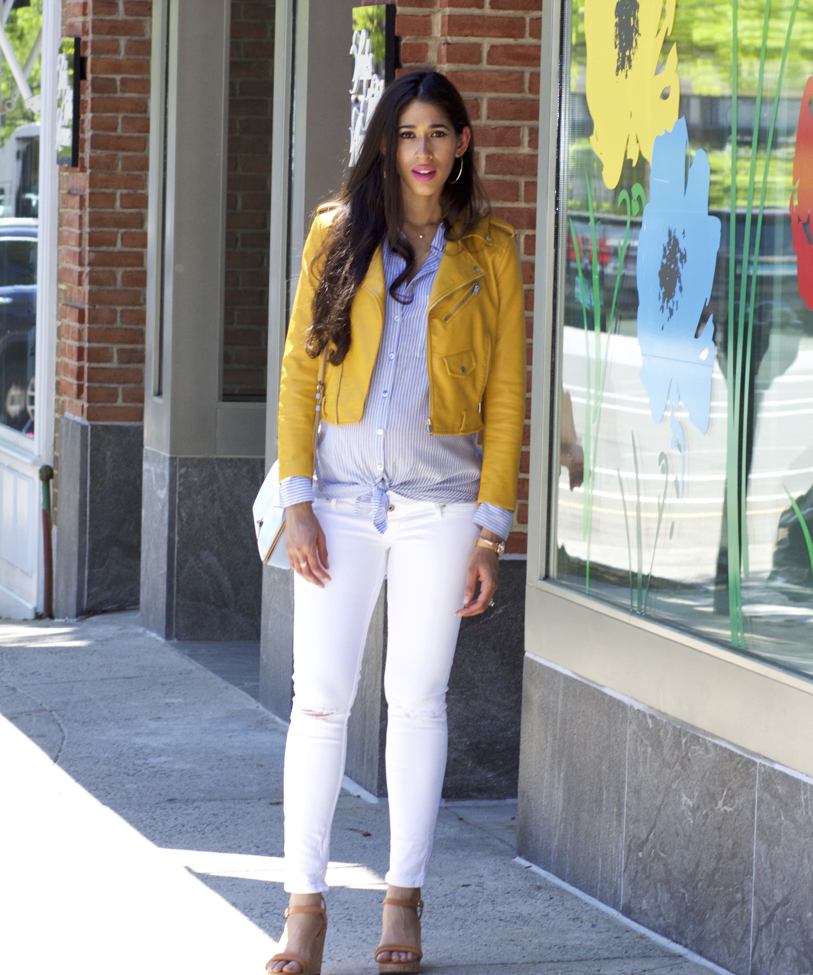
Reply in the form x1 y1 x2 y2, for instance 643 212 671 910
307 71 489 364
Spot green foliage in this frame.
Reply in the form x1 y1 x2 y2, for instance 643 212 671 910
352 4 386 68
1 0 43 147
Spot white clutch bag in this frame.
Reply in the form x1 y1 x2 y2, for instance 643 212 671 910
252 352 327 570
252 459 291 569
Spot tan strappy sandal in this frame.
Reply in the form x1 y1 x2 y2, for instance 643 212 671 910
374 896 424 974
266 898 327 975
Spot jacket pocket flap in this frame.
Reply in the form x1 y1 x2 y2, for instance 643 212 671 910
443 349 476 377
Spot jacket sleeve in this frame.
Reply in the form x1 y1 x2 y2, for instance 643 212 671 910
277 216 329 481
478 233 526 512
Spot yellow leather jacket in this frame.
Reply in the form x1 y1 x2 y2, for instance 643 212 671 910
278 206 526 512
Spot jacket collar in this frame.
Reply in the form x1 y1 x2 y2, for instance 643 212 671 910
358 215 493 314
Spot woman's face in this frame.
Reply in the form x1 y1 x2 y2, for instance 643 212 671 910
394 99 471 205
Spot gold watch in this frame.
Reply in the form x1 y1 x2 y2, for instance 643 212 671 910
475 536 505 555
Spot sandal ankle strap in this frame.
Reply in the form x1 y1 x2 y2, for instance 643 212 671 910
383 897 424 918
285 895 327 919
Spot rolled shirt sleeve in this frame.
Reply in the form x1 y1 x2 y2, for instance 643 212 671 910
279 475 315 508
474 502 513 541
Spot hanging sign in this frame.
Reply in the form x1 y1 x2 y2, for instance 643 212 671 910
56 37 83 167
349 4 395 166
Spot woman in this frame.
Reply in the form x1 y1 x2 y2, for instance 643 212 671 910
267 71 525 975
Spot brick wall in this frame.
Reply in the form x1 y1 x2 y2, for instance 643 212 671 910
222 0 274 401
57 0 151 426
397 0 541 554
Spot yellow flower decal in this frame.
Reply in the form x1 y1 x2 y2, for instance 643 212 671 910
584 0 680 189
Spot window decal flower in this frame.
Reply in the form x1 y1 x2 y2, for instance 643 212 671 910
790 76 813 310
636 118 721 494
585 0 680 189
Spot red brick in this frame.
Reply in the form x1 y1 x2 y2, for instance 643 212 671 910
492 205 536 230
473 125 521 148
487 44 541 69
438 42 483 65
400 41 430 64
86 405 144 421
88 250 143 267
484 152 537 176
120 77 150 94
86 307 118 326
122 270 147 287
90 76 117 95
119 309 146 326
88 288 143 306
89 115 119 133
87 211 143 229
116 347 146 365
445 70 524 94
90 38 121 57
442 15 526 38
122 386 145 403
89 133 147 152
529 71 540 95
523 233 535 256
123 1 152 15
396 14 433 36
86 269 117 286
121 231 148 248
524 180 537 204
90 58 149 75
88 172 144 191
505 531 527 554
120 192 149 210
87 366 143 385
85 385 118 403
486 97 539 122
87 346 113 364
90 96 148 114
481 178 520 202
489 0 541 9
529 16 542 40
124 39 151 57
93 18 145 38
441 0 485 7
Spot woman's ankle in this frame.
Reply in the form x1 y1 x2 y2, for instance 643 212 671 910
288 891 325 908
386 884 420 902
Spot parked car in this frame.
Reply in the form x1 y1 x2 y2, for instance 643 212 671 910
0 218 37 434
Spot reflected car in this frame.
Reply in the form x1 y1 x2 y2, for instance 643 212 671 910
0 218 37 435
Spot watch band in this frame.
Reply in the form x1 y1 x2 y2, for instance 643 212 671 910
475 536 505 555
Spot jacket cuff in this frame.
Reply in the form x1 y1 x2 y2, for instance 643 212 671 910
279 476 314 508
474 503 513 541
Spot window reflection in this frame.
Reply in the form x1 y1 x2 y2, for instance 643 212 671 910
0 1 41 439
554 0 813 677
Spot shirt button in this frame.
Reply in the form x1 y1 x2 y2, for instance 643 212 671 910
382 391 389 397
394 315 400 322
377 464 383 470
377 429 383 435
389 353 394 360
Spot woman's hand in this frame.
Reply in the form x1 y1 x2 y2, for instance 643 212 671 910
285 502 331 587
456 531 500 617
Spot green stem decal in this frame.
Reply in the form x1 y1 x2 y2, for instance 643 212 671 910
723 0 799 650
783 487 813 581
572 180 644 596
618 469 634 612
725 0 745 647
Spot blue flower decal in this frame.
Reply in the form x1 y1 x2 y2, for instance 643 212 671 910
636 117 721 490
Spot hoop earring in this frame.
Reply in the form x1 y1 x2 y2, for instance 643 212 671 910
448 156 464 184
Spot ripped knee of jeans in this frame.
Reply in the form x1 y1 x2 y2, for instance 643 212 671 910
388 701 446 722
298 706 338 718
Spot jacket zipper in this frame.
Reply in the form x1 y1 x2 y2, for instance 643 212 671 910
443 281 480 321
428 272 484 315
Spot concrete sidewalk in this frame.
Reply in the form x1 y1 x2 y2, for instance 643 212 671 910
0 612 722 975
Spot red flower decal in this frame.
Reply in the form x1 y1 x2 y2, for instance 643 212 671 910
790 77 813 310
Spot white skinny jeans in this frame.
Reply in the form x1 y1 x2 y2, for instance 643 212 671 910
283 493 480 893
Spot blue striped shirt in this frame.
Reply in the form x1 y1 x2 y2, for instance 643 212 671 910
279 224 513 539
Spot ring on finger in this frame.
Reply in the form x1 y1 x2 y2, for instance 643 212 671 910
488 598 495 608
299 562 308 569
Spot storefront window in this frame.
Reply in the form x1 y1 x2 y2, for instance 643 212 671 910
221 0 275 402
553 0 813 676
0 0 41 437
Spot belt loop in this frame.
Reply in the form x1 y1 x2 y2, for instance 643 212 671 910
330 498 338 510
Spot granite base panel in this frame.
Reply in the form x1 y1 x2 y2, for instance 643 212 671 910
55 415 143 618
517 654 813 975
140 448 264 641
258 559 525 801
